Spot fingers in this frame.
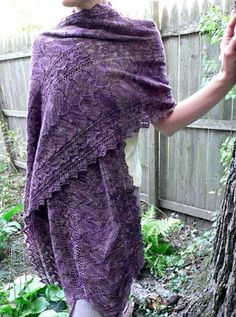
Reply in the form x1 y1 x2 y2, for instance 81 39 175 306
227 34 236 53
224 11 236 38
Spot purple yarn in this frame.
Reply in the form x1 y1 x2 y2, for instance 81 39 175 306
22 3 177 316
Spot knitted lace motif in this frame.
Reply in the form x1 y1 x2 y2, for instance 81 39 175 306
22 3 177 316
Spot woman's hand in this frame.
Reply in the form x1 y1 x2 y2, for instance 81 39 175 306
154 8 236 136
154 11 236 137
219 10 236 85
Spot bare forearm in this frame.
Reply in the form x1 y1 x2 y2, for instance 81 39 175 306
154 72 235 136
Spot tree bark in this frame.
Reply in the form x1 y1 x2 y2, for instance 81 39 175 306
170 140 236 317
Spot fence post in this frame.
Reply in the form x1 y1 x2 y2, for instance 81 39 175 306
0 86 17 172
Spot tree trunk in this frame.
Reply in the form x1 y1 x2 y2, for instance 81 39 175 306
170 140 236 317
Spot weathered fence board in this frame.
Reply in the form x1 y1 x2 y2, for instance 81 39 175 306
156 0 236 220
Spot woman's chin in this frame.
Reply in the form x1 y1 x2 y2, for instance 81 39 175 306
62 0 82 7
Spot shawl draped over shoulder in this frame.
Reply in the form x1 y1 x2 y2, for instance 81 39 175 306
24 4 176 216
23 3 177 233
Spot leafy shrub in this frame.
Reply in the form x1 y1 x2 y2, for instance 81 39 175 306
0 205 23 260
0 274 68 317
0 205 22 260
1 204 23 222
199 5 236 100
141 206 183 277
199 5 229 45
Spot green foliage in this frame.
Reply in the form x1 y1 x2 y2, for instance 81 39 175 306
164 228 215 293
0 161 23 260
199 5 230 45
219 136 236 187
200 54 219 88
225 86 236 101
0 161 25 212
1 204 23 222
0 162 8 174
176 229 214 263
0 274 69 317
199 6 236 101
199 5 236 190
141 206 183 277
0 207 22 260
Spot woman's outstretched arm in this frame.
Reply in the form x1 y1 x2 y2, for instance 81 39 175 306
154 11 236 137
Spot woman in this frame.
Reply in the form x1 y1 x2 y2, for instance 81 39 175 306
22 0 236 316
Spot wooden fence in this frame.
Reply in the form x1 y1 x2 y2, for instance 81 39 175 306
0 31 40 169
154 0 236 221
0 0 236 221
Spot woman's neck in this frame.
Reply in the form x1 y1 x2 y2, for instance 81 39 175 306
74 0 109 12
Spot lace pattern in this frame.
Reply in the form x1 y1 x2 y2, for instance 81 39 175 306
23 144 145 317
23 3 177 316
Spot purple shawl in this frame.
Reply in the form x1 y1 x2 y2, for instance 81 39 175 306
23 2 176 221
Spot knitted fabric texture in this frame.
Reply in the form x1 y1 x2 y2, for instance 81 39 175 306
22 3 177 316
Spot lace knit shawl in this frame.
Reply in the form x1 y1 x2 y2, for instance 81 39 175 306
23 2 177 221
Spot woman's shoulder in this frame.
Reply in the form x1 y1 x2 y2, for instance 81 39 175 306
30 30 47 51
30 27 60 53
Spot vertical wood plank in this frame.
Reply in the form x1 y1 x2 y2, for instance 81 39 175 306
195 129 208 209
176 31 190 204
185 32 201 207
159 133 168 200
205 130 220 211
163 36 179 203
148 125 159 206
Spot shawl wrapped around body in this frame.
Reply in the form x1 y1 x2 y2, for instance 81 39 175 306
23 3 177 236
22 4 178 314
